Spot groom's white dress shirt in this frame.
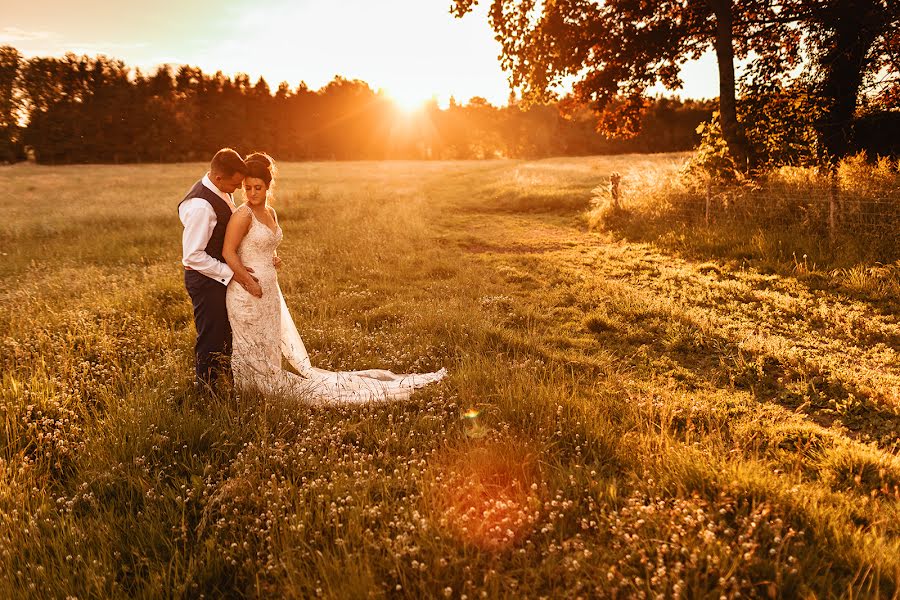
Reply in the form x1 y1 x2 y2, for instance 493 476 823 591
179 174 236 285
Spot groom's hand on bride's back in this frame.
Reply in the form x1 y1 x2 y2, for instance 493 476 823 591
272 256 283 269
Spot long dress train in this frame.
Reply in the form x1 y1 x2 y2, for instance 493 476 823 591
225 205 446 403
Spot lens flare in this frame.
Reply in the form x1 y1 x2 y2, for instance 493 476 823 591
461 408 487 438
428 443 541 551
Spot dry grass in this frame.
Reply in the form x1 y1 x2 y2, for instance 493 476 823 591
1 156 899 598
589 154 900 283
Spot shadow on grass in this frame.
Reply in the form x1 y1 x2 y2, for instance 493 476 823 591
582 300 900 450
596 206 900 314
450 184 593 215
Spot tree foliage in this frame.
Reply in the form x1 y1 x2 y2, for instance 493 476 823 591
804 0 900 160
450 0 802 166
451 0 899 167
0 46 22 161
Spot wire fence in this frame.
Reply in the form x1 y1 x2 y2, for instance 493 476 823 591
601 173 900 240
677 185 900 235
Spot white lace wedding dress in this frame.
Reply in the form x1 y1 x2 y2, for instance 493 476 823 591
225 205 446 403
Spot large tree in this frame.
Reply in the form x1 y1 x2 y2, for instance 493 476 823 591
804 0 899 160
450 0 796 167
451 0 898 166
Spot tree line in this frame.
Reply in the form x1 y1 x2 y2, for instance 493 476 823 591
0 47 714 165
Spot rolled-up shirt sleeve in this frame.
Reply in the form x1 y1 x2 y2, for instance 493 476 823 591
179 199 234 285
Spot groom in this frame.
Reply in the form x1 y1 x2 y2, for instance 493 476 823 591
178 148 249 392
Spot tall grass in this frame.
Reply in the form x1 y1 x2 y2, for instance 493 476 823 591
1 157 899 598
589 154 900 291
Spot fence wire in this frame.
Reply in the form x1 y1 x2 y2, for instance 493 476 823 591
679 186 900 232
603 179 900 235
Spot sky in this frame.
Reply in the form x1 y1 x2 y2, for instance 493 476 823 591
0 0 720 107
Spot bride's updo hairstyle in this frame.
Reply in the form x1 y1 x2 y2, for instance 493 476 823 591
244 152 277 188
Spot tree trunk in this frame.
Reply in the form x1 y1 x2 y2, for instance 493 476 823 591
815 0 882 162
707 0 747 169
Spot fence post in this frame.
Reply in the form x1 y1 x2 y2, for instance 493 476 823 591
610 172 622 210
705 184 712 226
828 166 839 243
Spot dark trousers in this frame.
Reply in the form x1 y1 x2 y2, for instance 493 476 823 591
184 270 232 388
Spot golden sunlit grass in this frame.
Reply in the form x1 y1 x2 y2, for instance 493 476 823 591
1 156 899 597
589 153 900 282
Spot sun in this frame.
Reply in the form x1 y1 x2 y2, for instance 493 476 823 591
383 86 432 113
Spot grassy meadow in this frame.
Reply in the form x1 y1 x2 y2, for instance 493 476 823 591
2 155 900 598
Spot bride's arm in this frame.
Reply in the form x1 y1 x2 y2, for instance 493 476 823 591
223 208 263 298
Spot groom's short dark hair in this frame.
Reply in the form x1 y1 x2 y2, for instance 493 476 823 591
210 148 248 177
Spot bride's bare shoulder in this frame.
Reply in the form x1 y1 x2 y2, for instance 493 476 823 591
232 204 253 219
226 205 253 231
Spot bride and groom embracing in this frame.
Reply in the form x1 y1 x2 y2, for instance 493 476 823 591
178 148 446 402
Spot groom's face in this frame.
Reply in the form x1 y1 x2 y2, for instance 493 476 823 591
215 171 245 194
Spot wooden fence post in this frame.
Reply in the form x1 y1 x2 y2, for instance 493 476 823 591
828 166 839 243
705 184 712 226
610 172 622 210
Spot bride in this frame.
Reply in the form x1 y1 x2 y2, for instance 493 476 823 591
222 152 446 403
